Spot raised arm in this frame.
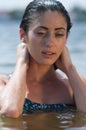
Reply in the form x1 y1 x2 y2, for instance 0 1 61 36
0 43 29 118
55 47 86 112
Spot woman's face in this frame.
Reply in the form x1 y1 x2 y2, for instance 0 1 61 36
25 11 67 65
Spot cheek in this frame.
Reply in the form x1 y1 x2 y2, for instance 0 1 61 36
27 35 37 51
28 43 37 55
27 33 42 54
27 39 40 60
26 33 42 61
56 39 66 56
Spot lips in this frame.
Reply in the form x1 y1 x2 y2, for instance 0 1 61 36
42 51 55 58
42 51 55 55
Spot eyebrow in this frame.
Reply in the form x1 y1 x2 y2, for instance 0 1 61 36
38 26 66 31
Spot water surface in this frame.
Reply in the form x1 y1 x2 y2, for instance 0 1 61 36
0 110 86 130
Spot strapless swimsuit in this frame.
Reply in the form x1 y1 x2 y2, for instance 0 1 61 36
23 98 75 114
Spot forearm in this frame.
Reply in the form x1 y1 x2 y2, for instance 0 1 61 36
0 61 28 117
66 64 86 112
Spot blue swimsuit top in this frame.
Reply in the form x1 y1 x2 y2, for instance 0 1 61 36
23 98 75 114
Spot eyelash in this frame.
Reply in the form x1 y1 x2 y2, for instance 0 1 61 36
55 33 64 37
36 32 64 37
36 32 45 35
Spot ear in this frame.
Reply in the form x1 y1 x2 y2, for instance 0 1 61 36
19 28 27 43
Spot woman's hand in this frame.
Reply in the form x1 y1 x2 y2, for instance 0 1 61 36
55 46 73 75
16 42 29 67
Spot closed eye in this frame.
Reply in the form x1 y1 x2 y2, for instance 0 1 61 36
55 33 65 37
37 32 45 35
36 32 47 36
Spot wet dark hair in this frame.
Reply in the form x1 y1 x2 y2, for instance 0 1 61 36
20 0 72 34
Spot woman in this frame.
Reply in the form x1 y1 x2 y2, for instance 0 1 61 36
0 0 86 118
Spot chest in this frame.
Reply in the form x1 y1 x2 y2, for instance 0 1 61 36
26 79 73 104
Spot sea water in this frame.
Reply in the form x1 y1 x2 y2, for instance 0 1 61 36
0 110 86 130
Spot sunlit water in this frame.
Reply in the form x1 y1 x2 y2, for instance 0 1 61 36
0 110 86 130
0 19 86 129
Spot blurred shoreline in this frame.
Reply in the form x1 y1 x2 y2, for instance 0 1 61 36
0 6 86 22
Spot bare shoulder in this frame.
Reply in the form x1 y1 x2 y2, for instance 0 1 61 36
0 74 8 86
56 71 73 96
55 71 74 104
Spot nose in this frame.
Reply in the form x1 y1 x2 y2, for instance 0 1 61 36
45 34 54 47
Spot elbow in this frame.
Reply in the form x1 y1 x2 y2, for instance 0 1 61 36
78 108 86 113
76 104 86 113
6 109 21 118
0 107 21 118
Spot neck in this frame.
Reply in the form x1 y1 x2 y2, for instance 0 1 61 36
27 61 54 82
